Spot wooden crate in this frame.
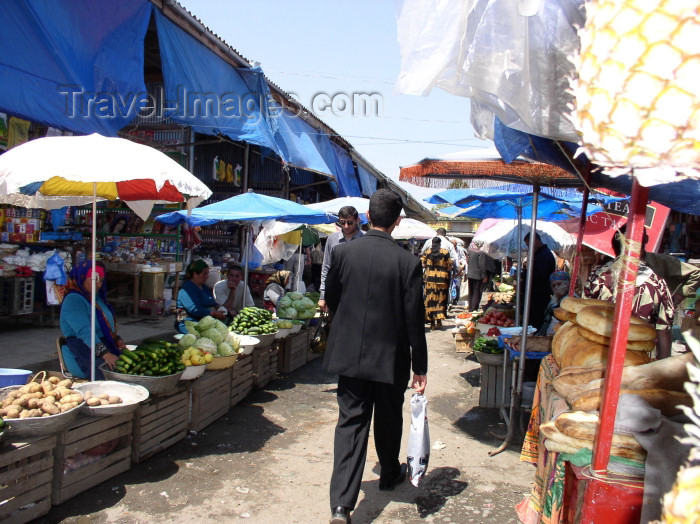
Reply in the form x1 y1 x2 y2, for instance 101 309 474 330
455 331 479 353
478 360 512 409
230 354 253 407
252 344 278 389
0 436 56 523
189 369 232 432
132 384 189 464
278 332 309 373
52 413 133 505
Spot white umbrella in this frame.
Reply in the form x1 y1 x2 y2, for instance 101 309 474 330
0 133 212 380
305 196 406 217
473 219 576 259
392 218 437 240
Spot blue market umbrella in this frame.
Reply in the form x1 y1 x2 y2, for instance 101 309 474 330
155 190 335 226
155 190 335 289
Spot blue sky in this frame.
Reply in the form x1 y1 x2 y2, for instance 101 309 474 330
176 0 490 199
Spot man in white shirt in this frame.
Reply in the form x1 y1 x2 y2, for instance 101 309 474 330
318 206 364 312
213 263 255 317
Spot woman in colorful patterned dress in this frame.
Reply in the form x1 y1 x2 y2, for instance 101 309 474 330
421 237 453 330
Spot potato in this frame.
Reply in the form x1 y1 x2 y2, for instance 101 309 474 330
97 393 110 400
41 382 54 394
12 394 31 407
42 413 51 417
27 383 42 394
100 399 110 406
44 396 56 405
57 379 73 389
87 397 101 407
7 390 20 400
26 409 43 418
83 391 94 400
66 393 83 404
27 398 42 409
42 403 60 415
108 396 122 405
59 403 72 413
48 376 60 385
17 384 32 395
2 398 14 409
28 392 43 400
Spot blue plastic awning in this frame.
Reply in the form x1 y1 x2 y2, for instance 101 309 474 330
153 10 281 155
155 191 336 226
0 0 152 135
356 163 378 197
332 143 362 197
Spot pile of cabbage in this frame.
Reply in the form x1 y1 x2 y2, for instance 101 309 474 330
277 291 318 320
178 315 241 356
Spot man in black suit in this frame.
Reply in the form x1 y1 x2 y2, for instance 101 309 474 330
323 189 428 524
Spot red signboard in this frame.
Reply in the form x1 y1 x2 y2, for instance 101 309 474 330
582 196 670 256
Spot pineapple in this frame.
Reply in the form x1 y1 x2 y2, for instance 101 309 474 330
658 334 700 523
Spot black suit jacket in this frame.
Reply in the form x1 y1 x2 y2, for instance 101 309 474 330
322 229 428 385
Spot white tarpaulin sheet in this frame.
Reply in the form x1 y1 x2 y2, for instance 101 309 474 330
394 0 584 142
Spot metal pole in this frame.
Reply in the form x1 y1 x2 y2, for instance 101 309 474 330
515 199 523 327
91 184 97 382
569 173 591 296
490 190 539 456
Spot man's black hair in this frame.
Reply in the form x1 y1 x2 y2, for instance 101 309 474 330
436 227 447 236
523 231 542 243
338 206 359 219
369 189 403 228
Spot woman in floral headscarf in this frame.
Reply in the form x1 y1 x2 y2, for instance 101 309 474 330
59 260 125 379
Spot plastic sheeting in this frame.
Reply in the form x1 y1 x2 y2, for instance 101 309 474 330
394 0 584 142
0 0 152 135
154 10 280 155
356 162 379 197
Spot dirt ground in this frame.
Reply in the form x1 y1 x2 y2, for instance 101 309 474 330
39 318 534 524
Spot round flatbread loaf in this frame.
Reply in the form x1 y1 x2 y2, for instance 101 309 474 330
554 308 577 323
576 305 656 341
576 326 656 352
560 296 610 314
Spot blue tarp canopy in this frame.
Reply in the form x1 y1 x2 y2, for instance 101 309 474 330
0 0 152 135
493 119 700 216
426 188 621 221
155 191 336 226
154 11 281 155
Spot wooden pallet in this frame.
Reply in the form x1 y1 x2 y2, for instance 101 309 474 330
230 354 253 407
278 332 308 373
189 369 232 432
252 344 278 389
52 413 133 505
132 384 189 464
0 436 56 523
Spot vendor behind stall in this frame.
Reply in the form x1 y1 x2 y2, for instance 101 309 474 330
263 270 291 311
176 260 227 334
583 227 675 358
59 260 126 379
213 262 255 317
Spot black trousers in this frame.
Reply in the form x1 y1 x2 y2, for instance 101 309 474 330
468 278 485 311
329 375 406 510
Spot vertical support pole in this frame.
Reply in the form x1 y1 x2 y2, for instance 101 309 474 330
582 179 649 517
569 173 591 296
91 184 97 382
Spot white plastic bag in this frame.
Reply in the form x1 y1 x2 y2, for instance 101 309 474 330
407 393 430 487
